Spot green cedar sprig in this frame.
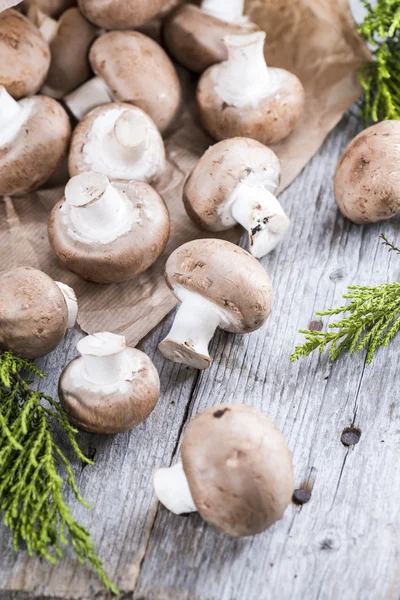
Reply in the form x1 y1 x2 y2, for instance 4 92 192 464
358 0 400 123
291 236 400 364
0 351 119 595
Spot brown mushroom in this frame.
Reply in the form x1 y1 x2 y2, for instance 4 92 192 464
21 0 76 19
183 137 289 258
65 31 181 134
77 0 170 30
334 120 400 224
158 238 273 369
153 404 294 536
0 266 78 359
59 332 160 435
28 6 97 99
0 86 71 196
68 104 165 183
163 0 259 73
48 171 170 283
197 31 305 145
0 9 50 99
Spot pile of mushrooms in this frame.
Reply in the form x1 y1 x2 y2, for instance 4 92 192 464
0 0 303 541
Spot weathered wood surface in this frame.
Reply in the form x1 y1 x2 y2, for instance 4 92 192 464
2 102 400 600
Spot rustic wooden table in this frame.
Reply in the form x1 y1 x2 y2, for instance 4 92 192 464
2 98 400 600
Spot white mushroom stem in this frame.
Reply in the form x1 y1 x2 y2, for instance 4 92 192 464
65 172 133 244
28 6 59 42
104 110 150 164
162 289 222 361
201 0 245 22
0 87 21 139
153 462 196 515
77 332 131 386
64 76 114 121
56 282 78 328
230 183 290 258
214 32 271 108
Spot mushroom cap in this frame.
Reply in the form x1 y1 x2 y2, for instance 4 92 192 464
59 343 160 435
68 103 165 183
48 180 170 283
164 239 273 333
0 95 71 196
334 120 400 225
0 266 69 359
163 4 259 74
44 8 97 97
78 0 169 32
181 404 294 537
184 137 281 231
89 31 181 134
0 9 51 99
21 0 77 19
197 66 305 145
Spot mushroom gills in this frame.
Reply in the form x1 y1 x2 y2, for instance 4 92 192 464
0 87 32 147
222 182 290 258
77 332 137 387
158 287 228 370
55 282 78 328
201 0 247 23
153 462 196 515
65 76 114 121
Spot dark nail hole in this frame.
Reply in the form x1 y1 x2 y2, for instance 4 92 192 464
309 320 323 331
320 539 334 550
293 488 312 505
214 408 230 418
341 427 361 446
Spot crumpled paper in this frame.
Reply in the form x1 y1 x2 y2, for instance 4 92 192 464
0 0 370 346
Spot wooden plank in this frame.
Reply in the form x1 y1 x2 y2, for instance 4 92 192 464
133 108 400 600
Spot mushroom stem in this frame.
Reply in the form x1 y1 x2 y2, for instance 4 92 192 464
64 76 113 121
159 289 221 369
104 109 150 164
214 32 270 108
56 282 78 328
230 183 290 258
65 172 133 243
27 6 59 42
201 0 245 22
0 86 21 131
153 462 196 515
77 332 132 386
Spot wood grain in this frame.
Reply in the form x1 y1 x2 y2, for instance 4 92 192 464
2 104 400 600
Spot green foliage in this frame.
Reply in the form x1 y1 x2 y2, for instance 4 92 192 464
0 352 119 595
291 237 400 364
358 0 400 123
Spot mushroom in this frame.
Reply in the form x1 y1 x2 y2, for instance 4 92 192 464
183 138 289 258
64 30 182 133
48 171 170 283
153 404 294 536
197 31 305 145
158 238 273 369
21 0 76 19
334 120 400 224
0 266 78 359
68 104 165 184
163 0 259 73
28 6 97 99
77 0 170 30
0 86 71 196
0 9 50 99
59 332 160 435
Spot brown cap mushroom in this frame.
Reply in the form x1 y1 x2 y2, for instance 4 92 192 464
0 9 50 99
163 0 259 74
48 171 170 283
334 120 400 224
197 31 305 145
64 30 182 133
153 404 294 536
184 137 289 258
28 7 97 99
0 266 78 359
77 0 170 30
0 86 71 196
21 0 77 19
68 103 165 183
59 332 160 434
158 238 273 369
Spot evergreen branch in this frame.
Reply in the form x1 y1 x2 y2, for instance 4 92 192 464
358 0 400 123
0 351 119 595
